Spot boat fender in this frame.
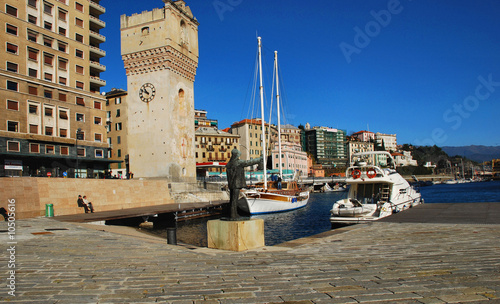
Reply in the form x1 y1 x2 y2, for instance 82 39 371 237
366 168 377 179
352 169 361 179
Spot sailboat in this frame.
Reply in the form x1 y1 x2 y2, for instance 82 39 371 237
238 37 310 215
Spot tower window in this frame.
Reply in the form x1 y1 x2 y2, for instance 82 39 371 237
178 89 185 103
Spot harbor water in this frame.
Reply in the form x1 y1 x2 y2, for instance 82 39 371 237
147 180 500 247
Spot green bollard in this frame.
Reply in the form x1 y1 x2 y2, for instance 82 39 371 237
45 204 54 217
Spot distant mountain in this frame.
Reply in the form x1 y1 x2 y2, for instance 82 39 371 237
441 145 500 163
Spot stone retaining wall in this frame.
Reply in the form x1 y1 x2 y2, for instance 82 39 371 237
0 177 174 219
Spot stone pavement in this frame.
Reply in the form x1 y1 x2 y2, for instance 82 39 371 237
0 217 499 303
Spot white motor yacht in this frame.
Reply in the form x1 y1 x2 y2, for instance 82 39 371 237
330 151 423 226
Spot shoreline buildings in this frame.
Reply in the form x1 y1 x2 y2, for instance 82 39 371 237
1 0 111 177
304 125 347 168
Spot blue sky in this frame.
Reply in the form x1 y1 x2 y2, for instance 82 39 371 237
100 0 500 147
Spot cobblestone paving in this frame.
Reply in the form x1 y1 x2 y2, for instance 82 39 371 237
0 218 499 303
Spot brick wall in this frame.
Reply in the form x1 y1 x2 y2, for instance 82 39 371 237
0 177 174 219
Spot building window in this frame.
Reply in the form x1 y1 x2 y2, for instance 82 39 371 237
59 110 68 120
117 149 121 157
75 33 83 43
75 49 83 58
76 65 84 74
7 81 18 91
28 68 38 77
115 122 122 131
46 145 55 154
29 86 38 95
94 117 102 125
45 126 53 135
76 113 84 122
76 81 84 90
116 109 120 117
28 48 39 61
60 128 67 137
29 124 38 134
29 104 38 114
44 53 54 66
115 97 121 104
117 136 121 144
59 77 67 85
95 149 103 158
75 18 83 27
94 101 101 109
6 43 18 54
77 148 85 157
30 143 40 153
7 100 19 111
6 5 18 17
7 121 19 132
58 58 67 70
75 2 83 12
43 2 53 14
7 141 20 152
7 62 18 73
94 133 102 142
44 107 53 116
58 42 67 52
59 27 66 36
28 0 37 8
44 21 52 30
6 24 18 36
58 9 67 21
76 97 85 106
43 37 52 47
58 93 66 102
44 90 52 98
28 14 37 24
44 72 53 81
60 146 69 155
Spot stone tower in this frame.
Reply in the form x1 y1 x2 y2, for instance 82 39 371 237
120 0 199 179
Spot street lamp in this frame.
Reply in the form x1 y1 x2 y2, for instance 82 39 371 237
76 128 82 178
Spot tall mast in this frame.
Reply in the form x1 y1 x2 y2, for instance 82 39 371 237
258 37 267 189
274 51 283 178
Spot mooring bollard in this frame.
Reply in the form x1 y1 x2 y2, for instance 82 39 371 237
166 227 177 245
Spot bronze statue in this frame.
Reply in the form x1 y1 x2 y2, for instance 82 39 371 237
225 149 263 220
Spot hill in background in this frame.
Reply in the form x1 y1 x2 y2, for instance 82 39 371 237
441 145 500 163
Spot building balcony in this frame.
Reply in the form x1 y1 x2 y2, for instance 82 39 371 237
90 61 106 73
89 30 106 44
89 0 105 15
89 45 106 58
90 76 106 87
89 15 105 30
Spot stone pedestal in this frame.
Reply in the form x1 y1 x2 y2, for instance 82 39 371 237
207 219 265 251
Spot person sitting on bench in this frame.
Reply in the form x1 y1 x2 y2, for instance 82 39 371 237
83 195 94 213
77 195 89 213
